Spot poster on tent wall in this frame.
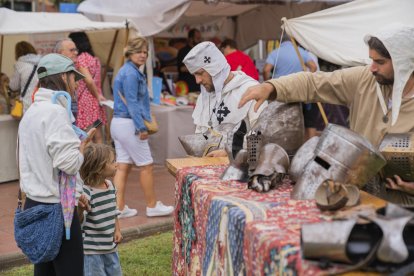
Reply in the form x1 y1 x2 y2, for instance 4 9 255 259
30 33 66 55
160 17 234 40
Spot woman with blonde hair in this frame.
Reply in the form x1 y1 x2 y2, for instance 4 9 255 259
111 37 173 218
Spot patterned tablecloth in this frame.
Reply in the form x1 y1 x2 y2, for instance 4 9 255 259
172 165 339 276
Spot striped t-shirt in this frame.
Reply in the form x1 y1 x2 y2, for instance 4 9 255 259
82 180 118 255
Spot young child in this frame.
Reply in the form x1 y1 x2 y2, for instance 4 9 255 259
79 143 123 276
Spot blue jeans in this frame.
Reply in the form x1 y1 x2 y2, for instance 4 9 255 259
84 251 122 276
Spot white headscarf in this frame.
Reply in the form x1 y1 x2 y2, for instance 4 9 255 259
183 41 231 109
364 23 414 126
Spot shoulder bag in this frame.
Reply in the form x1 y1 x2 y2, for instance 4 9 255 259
117 90 159 135
10 65 37 120
14 139 64 264
14 191 64 264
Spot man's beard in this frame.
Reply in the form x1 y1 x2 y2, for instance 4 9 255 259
204 84 215 92
373 72 394 85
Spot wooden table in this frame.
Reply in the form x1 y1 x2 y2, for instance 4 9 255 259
166 157 386 276
166 156 386 209
0 115 19 183
165 156 229 176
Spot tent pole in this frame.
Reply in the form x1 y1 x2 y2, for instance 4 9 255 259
290 35 328 126
0 35 3 73
146 36 154 99
102 30 120 145
0 35 10 113
120 21 130 66
101 30 119 88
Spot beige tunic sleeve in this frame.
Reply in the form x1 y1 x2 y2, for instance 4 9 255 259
267 66 369 107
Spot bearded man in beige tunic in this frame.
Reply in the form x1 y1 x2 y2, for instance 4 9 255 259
239 24 414 205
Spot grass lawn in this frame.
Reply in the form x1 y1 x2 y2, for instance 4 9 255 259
2 232 173 276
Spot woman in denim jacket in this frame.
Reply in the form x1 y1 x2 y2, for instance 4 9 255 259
111 37 173 218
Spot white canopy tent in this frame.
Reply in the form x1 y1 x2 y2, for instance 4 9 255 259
77 0 344 49
0 8 138 183
282 0 414 67
0 8 138 79
77 0 190 37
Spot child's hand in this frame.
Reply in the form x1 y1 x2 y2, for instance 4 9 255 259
114 230 123 244
80 128 96 154
78 194 91 212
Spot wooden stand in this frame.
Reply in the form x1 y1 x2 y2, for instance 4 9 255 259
165 156 229 177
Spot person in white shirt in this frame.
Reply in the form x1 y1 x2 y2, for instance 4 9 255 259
18 53 94 275
183 41 267 157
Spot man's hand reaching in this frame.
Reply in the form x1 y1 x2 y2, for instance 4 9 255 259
238 83 275 112
386 175 414 196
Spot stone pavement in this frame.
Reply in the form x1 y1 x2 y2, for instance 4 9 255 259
0 165 176 271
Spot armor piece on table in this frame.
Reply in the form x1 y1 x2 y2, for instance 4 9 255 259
302 213 414 268
219 101 303 185
369 215 412 263
178 123 237 157
246 131 263 173
362 174 387 199
291 124 386 200
363 175 414 207
379 132 414 181
224 120 247 161
289 136 319 182
251 101 304 157
302 219 359 264
178 130 223 157
302 218 387 266
220 149 249 182
248 143 290 192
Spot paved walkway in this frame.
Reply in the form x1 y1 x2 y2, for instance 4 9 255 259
0 165 176 271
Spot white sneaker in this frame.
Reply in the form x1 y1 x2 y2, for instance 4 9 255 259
118 205 138 219
146 201 174 217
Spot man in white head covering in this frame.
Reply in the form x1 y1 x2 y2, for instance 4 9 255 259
183 41 267 156
238 23 414 203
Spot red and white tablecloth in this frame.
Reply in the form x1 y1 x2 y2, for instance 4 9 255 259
172 165 345 275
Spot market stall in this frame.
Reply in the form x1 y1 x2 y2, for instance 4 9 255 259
0 115 19 183
282 0 414 67
166 0 414 274
78 0 346 50
148 104 195 164
0 8 138 183
169 162 386 275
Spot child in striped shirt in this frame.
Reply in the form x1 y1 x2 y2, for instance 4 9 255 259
79 143 123 276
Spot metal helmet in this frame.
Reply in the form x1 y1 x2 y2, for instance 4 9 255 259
251 143 290 176
246 131 264 173
379 132 414 181
252 101 304 157
178 122 237 157
289 136 319 182
291 124 386 200
223 120 247 161
220 149 249 182
248 143 290 193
